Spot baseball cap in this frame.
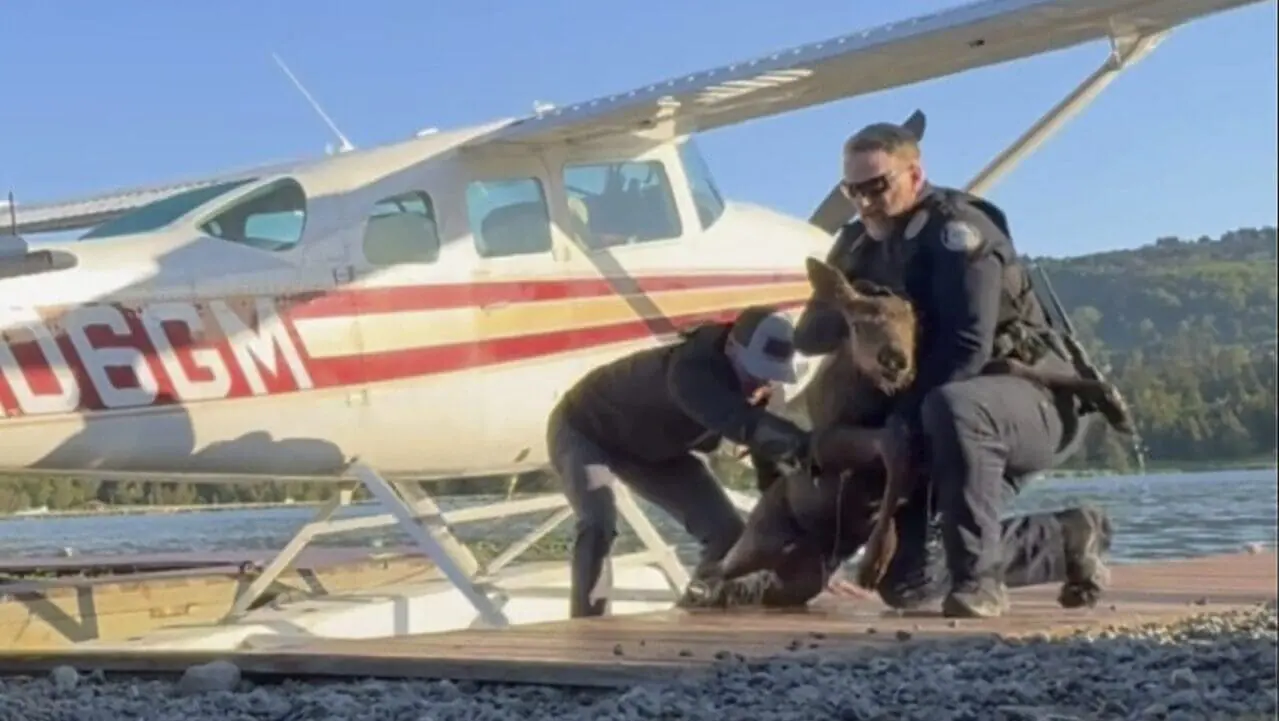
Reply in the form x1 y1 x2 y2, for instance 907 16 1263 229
727 306 798 384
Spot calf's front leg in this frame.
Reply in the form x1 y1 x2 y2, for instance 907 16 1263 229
853 426 912 590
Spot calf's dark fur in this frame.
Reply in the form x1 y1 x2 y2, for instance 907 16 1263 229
683 257 1134 607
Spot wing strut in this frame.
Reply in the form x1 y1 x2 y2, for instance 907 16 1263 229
808 32 1165 235
965 32 1166 196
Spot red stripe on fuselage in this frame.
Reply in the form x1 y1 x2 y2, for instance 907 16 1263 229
0 274 811 416
304 301 808 388
287 273 807 319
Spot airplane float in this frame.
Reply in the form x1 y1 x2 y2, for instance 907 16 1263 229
0 0 1269 630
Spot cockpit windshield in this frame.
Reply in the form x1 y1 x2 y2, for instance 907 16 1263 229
677 139 726 230
79 178 257 240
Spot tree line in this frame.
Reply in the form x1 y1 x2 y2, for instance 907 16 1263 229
0 227 1274 512
1037 226 1276 472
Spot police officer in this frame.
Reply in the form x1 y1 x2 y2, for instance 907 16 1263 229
547 306 812 618
795 122 1114 618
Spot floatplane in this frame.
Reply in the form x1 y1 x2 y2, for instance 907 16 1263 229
0 0 1267 651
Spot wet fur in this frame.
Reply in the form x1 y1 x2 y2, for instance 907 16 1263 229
682 260 917 606
686 257 1135 606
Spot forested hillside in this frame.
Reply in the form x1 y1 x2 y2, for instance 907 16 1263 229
1033 226 1276 471
0 227 1274 511
1036 227 1275 353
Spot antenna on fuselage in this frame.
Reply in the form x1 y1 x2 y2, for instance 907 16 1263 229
271 52 356 154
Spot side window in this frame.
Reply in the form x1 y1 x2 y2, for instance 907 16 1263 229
678 141 725 230
465 178 552 259
363 191 440 266
561 160 682 250
199 178 307 252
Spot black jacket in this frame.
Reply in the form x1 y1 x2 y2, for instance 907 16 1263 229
559 323 804 464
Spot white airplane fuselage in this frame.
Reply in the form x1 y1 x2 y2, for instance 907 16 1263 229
5 0 1266 484
0 128 831 481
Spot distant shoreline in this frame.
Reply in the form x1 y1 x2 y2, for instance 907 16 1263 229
1046 459 1278 478
1 463 1274 519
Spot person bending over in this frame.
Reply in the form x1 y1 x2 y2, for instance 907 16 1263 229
547 306 811 618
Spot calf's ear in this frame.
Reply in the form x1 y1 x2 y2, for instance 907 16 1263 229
805 257 860 302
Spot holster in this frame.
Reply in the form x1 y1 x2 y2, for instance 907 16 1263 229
992 321 1054 367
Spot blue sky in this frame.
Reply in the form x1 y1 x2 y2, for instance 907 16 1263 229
2 0 1275 258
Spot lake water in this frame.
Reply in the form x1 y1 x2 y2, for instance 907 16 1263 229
2 469 1275 565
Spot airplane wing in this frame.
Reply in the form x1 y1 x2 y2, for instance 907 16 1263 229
470 0 1265 147
4 158 303 236
7 0 1264 236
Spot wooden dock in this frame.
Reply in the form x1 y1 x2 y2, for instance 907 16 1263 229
0 548 439 649
0 551 1273 688
0 546 433 578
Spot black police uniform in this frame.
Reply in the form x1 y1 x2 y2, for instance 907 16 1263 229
795 183 1110 617
546 320 811 618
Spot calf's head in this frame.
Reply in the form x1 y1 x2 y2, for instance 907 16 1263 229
804 257 918 395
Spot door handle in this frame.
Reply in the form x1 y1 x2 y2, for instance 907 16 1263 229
331 265 355 284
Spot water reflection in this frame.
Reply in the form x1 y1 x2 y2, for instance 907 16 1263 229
2 469 1275 565
1009 469 1277 561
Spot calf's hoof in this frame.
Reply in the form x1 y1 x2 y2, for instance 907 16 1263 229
675 572 783 610
675 579 722 609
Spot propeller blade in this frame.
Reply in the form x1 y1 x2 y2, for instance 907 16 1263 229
807 110 926 235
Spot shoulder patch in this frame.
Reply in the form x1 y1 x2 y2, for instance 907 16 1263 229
940 220 983 254
904 209 929 239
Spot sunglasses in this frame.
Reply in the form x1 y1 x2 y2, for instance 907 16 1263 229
840 171 897 200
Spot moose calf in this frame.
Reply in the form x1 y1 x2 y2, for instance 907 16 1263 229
804 256 1134 590
685 257 1135 606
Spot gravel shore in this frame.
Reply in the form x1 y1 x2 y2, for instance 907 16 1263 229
2 602 1274 721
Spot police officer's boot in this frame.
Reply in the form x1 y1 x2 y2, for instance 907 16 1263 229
1056 504 1112 609
942 580 1011 618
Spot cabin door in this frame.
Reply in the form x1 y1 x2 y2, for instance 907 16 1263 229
461 149 573 472
340 175 486 477
290 205 367 476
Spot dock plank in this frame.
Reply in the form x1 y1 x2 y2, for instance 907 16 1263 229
0 551 1273 689
0 554 441 649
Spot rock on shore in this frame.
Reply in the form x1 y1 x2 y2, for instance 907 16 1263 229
2 603 1274 721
